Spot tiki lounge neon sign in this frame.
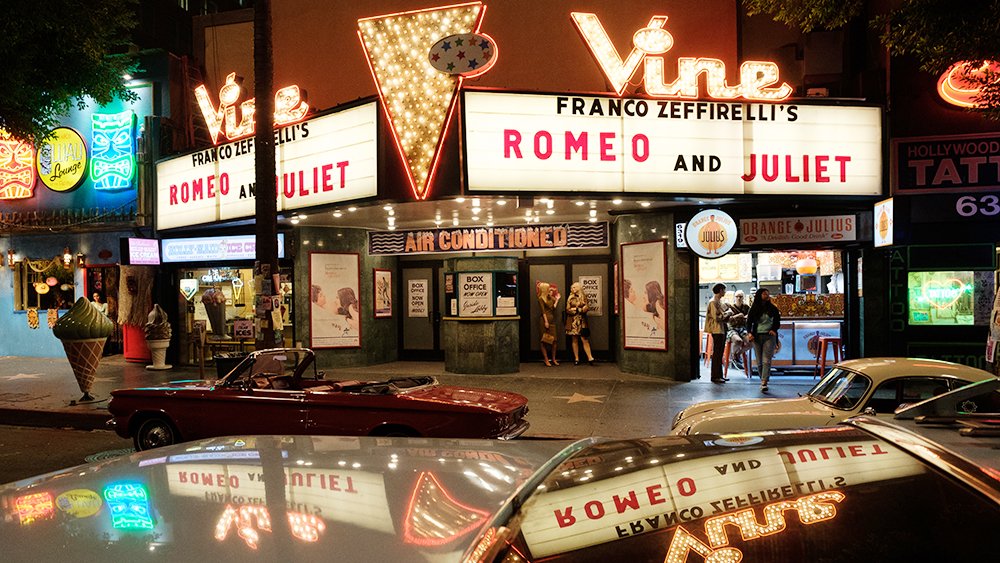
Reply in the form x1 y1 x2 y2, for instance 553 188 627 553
571 12 792 100
195 72 310 144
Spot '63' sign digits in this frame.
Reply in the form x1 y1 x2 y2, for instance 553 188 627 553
955 194 1000 217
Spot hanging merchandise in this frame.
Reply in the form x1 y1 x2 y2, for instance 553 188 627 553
47 308 59 328
27 308 39 329
34 281 50 294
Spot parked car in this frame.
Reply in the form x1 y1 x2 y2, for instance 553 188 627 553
671 357 996 435
3 381 998 561
108 348 529 450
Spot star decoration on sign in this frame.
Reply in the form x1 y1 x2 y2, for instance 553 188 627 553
554 393 606 404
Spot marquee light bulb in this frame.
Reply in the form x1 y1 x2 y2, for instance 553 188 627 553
359 2 486 200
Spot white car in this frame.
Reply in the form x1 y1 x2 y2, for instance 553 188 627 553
671 357 997 435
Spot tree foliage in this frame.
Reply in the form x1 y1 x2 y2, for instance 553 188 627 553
0 0 139 142
743 0 1000 119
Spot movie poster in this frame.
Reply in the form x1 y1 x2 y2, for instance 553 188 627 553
621 240 667 350
374 269 392 318
310 253 360 348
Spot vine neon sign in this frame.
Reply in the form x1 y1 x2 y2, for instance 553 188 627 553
571 12 792 100
195 72 310 144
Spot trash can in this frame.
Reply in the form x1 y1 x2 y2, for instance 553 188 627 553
214 352 249 379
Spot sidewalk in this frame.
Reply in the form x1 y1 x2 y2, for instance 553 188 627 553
0 354 817 439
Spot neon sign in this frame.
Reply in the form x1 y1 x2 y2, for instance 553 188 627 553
571 12 792 101
214 504 327 549
91 110 136 190
195 72 310 144
664 491 845 562
14 492 55 525
937 60 1000 108
37 127 88 192
103 482 155 530
0 130 36 200
403 471 490 546
358 2 490 200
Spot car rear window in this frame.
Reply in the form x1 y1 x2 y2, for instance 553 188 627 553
503 431 999 562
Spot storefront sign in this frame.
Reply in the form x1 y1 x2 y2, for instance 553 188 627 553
0 131 36 200
368 222 609 255
740 215 856 245
874 198 894 247
458 272 492 317
686 209 737 259
908 191 1000 224
90 111 136 191
127 238 161 265
156 103 378 230
937 61 1000 109
464 92 882 195
893 133 1000 192
571 12 791 101
195 72 310 144
161 234 286 263
408 279 429 318
579 275 603 316
37 127 87 192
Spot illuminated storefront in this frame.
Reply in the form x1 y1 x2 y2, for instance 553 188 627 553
161 0 887 377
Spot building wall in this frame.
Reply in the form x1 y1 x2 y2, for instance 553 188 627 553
293 226 398 368
614 212 694 380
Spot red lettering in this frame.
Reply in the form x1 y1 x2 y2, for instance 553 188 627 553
613 491 640 513
816 155 830 182
600 132 616 161
632 134 649 162
835 155 851 181
219 173 229 195
192 177 204 200
170 184 178 205
555 507 576 528
337 161 349 187
785 155 800 182
321 164 334 192
504 129 522 158
534 131 553 159
647 484 666 504
584 500 605 520
207 175 216 198
848 445 864 456
565 131 588 160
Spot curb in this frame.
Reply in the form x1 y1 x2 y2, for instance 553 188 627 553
0 407 111 432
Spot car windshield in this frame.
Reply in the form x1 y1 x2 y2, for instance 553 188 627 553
807 367 872 410
224 350 314 387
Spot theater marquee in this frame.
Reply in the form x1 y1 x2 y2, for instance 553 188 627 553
463 91 882 196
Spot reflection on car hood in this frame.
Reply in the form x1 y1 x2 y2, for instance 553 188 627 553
404 385 528 412
675 397 835 434
0 435 579 561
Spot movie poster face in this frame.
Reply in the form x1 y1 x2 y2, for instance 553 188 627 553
621 240 667 350
374 269 392 318
310 253 360 348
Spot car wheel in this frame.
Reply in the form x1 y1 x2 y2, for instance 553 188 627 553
134 417 178 451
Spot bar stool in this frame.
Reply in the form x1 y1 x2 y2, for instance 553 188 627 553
815 336 843 378
722 339 752 378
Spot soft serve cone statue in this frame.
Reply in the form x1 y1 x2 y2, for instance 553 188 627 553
53 297 114 401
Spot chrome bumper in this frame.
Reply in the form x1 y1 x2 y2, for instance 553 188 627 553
106 418 117 429
496 419 530 440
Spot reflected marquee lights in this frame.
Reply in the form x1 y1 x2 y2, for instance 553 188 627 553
14 492 55 525
403 471 490 546
358 2 487 200
195 72 310 144
214 504 327 549
571 12 792 101
0 130 36 200
664 491 845 562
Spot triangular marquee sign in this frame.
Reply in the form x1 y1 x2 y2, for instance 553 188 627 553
358 2 487 200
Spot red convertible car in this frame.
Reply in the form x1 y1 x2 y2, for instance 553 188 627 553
108 348 529 450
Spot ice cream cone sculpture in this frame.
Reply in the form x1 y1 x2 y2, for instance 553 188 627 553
53 297 114 401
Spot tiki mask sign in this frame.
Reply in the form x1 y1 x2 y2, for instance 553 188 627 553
91 111 136 191
0 131 36 200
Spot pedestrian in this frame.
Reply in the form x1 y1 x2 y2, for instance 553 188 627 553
91 292 108 316
723 290 749 369
703 283 728 383
747 287 781 392
565 282 595 365
537 281 561 366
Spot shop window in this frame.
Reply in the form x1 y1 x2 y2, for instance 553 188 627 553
13 258 76 311
907 271 977 326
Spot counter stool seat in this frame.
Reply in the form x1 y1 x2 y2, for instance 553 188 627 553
815 336 843 378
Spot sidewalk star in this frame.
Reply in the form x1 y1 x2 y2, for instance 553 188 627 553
554 392 606 404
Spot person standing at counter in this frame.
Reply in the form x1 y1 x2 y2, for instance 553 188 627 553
703 283 728 384
747 288 781 393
